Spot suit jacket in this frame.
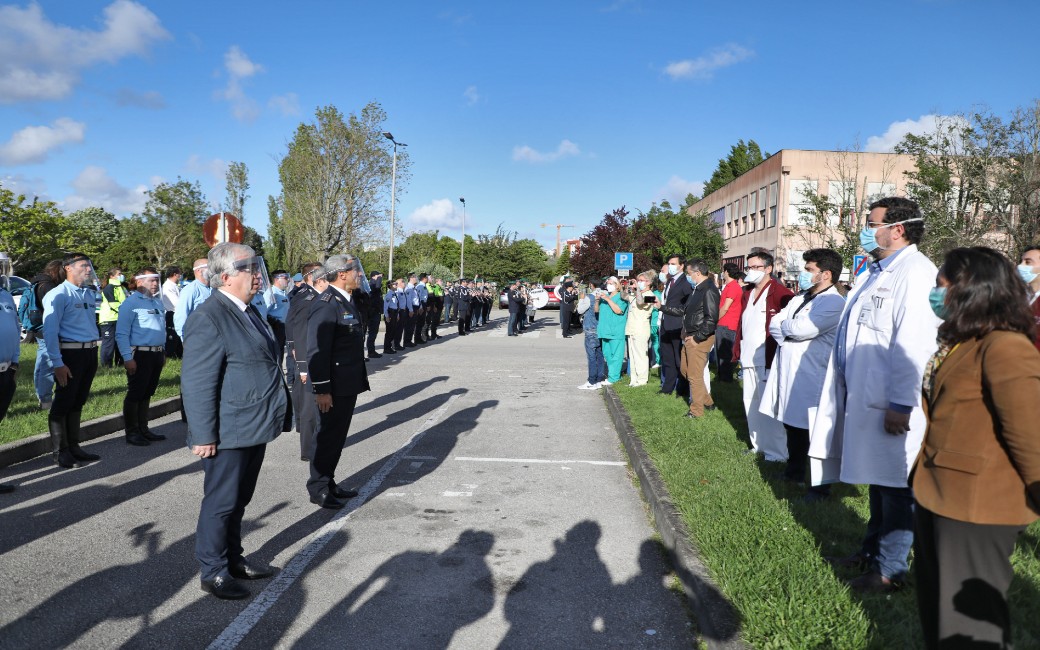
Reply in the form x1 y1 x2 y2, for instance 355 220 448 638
286 284 318 375
181 290 289 449
911 331 1040 526
306 287 371 397
660 274 692 332
732 278 794 369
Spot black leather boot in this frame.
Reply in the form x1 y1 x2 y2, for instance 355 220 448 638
123 398 149 446
138 399 165 441
49 416 82 468
66 410 100 462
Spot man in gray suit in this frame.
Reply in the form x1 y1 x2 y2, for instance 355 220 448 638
181 242 290 600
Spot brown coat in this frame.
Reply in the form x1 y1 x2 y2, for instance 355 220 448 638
912 330 1040 526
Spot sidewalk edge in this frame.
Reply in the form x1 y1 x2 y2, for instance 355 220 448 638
604 387 746 650
0 396 182 470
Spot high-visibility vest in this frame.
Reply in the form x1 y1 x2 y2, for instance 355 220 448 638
98 283 128 324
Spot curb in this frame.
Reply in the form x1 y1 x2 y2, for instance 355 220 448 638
0 396 182 470
604 387 746 650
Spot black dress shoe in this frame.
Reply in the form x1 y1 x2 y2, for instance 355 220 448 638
704 404 717 411
332 485 358 499
125 432 150 446
200 575 250 600
310 489 346 510
369 351 382 359
384 349 396 354
229 559 275 580
657 389 672 396
142 430 167 442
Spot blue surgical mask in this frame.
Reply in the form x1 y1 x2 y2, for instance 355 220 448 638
667 264 679 276
1018 264 1038 284
798 271 817 291
117 274 125 283
658 271 667 283
859 218 924 253
928 286 947 319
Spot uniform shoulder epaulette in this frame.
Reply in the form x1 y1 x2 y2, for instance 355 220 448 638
320 293 333 302
304 292 317 301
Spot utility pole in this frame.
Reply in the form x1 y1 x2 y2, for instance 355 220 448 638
540 223 576 257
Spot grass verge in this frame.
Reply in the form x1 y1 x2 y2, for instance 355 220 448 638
1 343 182 445
614 372 1040 649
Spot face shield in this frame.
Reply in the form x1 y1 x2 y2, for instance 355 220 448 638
66 256 100 290
0 254 11 292
324 256 370 293
134 272 161 297
231 255 270 299
193 262 210 283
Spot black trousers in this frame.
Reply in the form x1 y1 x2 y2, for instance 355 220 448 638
427 307 440 338
383 312 398 351
99 322 123 367
458 310 469 335
165 312 182 358
268 320 286 369
51 347 98 417
715 326 737 382
196 444 266 581
365 311 380 352
397 312 412 347
914 506 1024 650
126 350 164 400
560 305 574 335
291 376 317 459
308 394 358 497
0 368 15 422
782 423 830 495
412 309 426 344
659 329 686 395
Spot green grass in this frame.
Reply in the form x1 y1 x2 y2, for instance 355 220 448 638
1 343 183 445
614 372 1040 649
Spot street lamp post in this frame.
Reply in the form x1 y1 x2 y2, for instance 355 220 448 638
458 197 466 277
382 131 407 281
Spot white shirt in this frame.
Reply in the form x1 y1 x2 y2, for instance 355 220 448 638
332 284 352 302
739 284 770 368
219 289 248 312
161 279 180 312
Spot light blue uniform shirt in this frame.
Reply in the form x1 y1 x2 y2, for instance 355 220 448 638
115 291 166 359
42 280 101 368
0 290 19 366
268 286 290 323
250 287 277 320
404 285 418 312
416 282 429 306
174 280 212 338
383 289 399 317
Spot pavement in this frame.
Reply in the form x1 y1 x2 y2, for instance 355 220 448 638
0 313 699 649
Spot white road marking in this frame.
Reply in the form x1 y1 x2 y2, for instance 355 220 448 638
442 491 473 497
453 456 625 467
207 395 460 650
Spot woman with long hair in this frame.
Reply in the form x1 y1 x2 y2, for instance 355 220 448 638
912 246 1040 648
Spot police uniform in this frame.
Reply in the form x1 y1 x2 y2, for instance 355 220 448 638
383 286 400 353
0 287 19 422
174 279 212 341
115 287 167 445
442 283 454 324
306 285 370 506
286 283 320 461
42 278 102 467
412 281 429 345
507 284 523 336
99 278 128 367
364 276 384 356
267 283 291 367
456 281 471 335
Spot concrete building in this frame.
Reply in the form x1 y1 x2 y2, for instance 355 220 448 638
687 149 918 280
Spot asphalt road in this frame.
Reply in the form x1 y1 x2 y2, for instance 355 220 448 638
0 312 695 649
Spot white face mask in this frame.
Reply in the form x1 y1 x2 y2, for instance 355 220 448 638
606 283 617 293
636 281 646 291
744 269 765 285
667 264 679 276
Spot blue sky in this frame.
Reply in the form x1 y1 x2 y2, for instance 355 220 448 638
1 0 1037 252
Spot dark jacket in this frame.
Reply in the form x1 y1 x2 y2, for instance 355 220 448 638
663 278 720 343
181 290 290 449
285 284 317 375
306 287 371 397
660 274 692 332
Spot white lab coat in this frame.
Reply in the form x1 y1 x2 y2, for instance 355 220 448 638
759 285 845 429
808 245 941 488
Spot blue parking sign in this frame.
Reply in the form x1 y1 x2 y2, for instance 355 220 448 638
614 252 633 270
852 254 869 276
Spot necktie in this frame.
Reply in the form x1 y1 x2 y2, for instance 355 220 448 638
246 306 277 356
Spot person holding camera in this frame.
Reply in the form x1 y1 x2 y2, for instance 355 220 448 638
621 272 656 387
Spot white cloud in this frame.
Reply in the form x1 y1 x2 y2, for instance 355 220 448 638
0 118 86 166
0 173 49 200
268 92 300 116
512 139 581 163
408 198 463 229
116 88 165 109
184 154 227 181
463 85 481 106
865 114 969 152
63 165 149 216
218 46 263 122
655 175 704 206
0 1 169 104
664 44 753 80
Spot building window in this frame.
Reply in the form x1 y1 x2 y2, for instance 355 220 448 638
749 191 757 215
769 181 778 227
788 179 819 226
742 216 748 235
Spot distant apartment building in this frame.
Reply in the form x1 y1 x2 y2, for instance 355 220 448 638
686 149 918 280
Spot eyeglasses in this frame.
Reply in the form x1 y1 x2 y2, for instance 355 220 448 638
744 264 766 272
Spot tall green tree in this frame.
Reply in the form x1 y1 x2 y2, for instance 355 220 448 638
264 194 290 270
278 102 408 262
139 178 210 272
643 199 725 268
224 161 250 223
702 139 767 197
0 186 69 275
554 245 571 277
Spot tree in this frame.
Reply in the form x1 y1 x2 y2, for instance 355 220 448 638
435 236 462 277
278 102 408 262
1004 100 1040 252
224 161 250 223
702 140 767 197
264 194 290 271
645 199 725 268
139 178 210 272
0 186 69 274
570 207 641 280
554 245 571 277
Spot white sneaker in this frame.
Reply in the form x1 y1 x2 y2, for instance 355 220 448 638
598 380 613 387
577 382 598 390
651 363 660 370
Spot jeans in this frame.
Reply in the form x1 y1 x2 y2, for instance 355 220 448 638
715 326 737 381
507 311 518 335
584 333 605 384
34 339 55 404
861 484 916 580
